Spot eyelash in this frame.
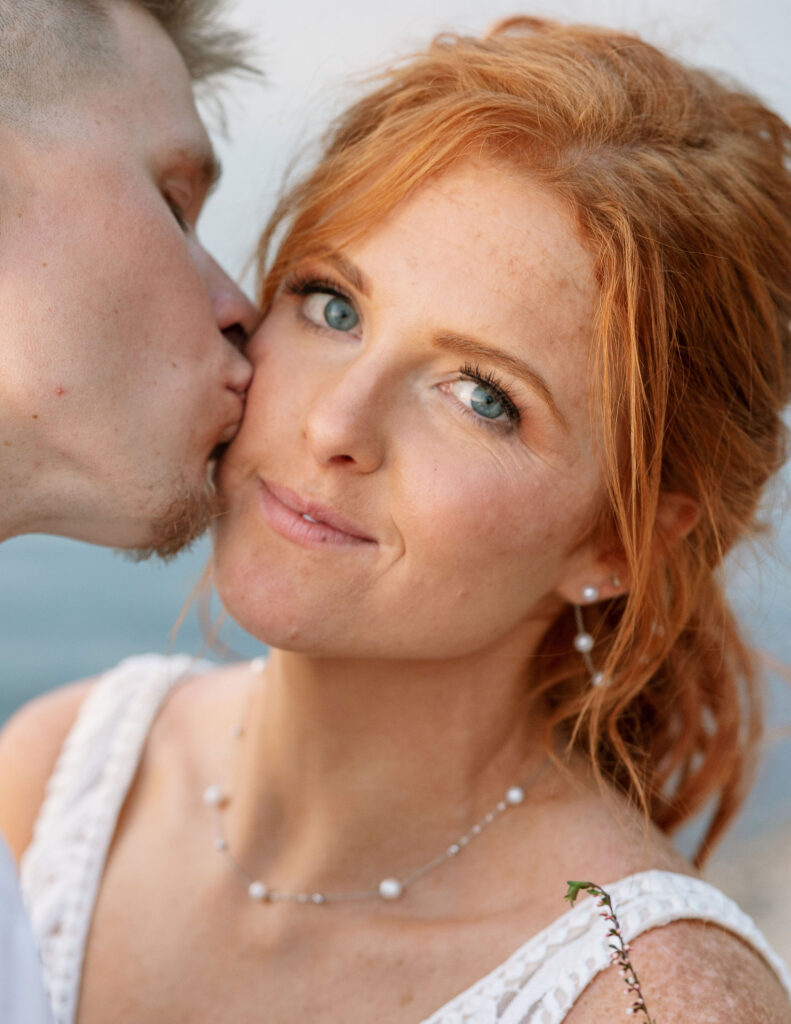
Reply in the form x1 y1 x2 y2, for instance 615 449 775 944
282 271 357 331
458 362 523 429
166 196 190 233
282 271 522 430
283 272 349 302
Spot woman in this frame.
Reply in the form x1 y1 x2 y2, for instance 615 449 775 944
1 16 790 1023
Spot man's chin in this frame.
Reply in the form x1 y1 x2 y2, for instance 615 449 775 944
122 478 222 563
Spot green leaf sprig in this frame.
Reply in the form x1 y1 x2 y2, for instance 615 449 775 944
566 881 655 1022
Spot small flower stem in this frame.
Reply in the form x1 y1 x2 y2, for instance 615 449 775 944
566 881 656 1023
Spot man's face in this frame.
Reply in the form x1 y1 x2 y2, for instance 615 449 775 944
0 2 259 555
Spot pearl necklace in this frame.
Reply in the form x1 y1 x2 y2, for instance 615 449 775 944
202 658 547 906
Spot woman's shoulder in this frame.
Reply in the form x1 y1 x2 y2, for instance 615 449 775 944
0 676 95 862
0 654 239 863
518 777 790 1020
566 913 791 1022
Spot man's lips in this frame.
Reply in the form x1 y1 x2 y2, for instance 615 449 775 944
210 395 247 459
259 479 377 546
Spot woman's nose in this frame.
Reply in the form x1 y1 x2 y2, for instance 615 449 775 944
302 361 388 474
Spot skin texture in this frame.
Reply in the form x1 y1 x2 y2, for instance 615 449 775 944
0 162 787 1022
214 162 616 659
0 1 259 553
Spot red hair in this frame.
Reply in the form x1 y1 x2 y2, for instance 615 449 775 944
256 17 791 863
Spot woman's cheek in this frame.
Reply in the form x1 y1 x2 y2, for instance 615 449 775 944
399 456 536 562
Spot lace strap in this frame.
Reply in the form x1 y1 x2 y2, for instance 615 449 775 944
21 654 201 1024
500 871 790 1022
422 870 791 1023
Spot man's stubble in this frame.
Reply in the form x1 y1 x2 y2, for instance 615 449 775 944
124 471 222 562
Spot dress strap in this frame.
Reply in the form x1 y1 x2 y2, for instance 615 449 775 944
20 654 203 1024
503 870 791 1022
422 870 791 1023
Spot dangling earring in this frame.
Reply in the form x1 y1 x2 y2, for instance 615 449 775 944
574 585 605 687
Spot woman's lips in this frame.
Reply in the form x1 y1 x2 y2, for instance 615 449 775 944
258 479 377 549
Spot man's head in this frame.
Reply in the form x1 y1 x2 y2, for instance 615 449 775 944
0 0 260 557
0 0 253 124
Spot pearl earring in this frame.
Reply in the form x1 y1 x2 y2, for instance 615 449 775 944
574 587 605 687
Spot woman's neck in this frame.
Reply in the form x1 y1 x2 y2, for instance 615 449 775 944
224 635 552 897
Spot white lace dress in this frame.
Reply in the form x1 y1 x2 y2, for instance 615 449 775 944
20 655 791 1024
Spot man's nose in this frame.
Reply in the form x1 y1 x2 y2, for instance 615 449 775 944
203 255 261 393
211 272 262 350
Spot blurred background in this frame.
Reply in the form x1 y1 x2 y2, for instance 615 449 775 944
1 0 789 959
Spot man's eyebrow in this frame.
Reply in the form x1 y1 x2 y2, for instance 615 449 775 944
323 251 371 297
435 333 568 431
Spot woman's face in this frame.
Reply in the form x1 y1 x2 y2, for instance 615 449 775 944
214 161 605 659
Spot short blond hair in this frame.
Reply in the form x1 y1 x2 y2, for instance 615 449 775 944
133 0 255 82
0 0 254 124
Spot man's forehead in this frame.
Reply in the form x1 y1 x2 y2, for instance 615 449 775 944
99 2 219 184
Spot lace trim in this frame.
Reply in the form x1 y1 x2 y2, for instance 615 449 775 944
20 654 200 1024
419 870 791 1023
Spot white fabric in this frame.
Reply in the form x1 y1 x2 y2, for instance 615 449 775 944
21 654 791 1024
0 833 53 1024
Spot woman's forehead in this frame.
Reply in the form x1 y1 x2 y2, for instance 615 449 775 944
345 161 597 341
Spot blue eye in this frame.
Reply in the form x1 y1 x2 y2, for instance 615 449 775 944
469 382 504 419
451 378 509 422
302 292 359 333
324 296 358 331
447 367 521 429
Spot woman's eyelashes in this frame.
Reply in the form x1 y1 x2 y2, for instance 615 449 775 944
284 274 361 334
282 272 522 431
447 364 522 430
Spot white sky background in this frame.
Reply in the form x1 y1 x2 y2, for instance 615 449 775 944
199 0 791 285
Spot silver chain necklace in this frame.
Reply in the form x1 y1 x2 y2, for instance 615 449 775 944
202 658 546 906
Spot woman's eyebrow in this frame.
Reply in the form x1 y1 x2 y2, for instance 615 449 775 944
323 251 372 297
435 333 568 431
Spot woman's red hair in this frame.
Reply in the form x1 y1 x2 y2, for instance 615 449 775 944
256 17 791 864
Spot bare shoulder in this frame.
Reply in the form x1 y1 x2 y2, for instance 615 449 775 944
0 678 95 862
566 918 791 1022
524 760 694 890
0 659 254 865
516 766 791 1019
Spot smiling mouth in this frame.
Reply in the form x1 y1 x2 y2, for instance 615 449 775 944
258 479 377 549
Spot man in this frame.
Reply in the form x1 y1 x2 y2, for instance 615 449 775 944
0 0 260 1018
